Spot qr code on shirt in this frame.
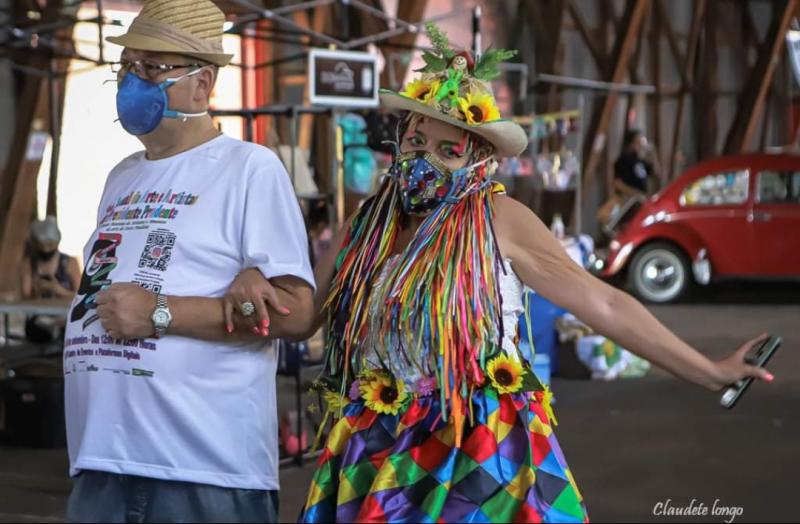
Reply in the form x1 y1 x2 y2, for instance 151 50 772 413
138 230 176 272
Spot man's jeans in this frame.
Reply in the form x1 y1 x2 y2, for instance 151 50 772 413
66 470 279 523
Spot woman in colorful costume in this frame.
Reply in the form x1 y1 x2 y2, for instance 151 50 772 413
224 25 773 524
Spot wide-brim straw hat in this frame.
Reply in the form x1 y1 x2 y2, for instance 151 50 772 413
107 0 233 67
380 87 528 158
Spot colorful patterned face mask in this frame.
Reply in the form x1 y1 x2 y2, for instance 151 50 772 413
390 150 493 216
391 151 455 215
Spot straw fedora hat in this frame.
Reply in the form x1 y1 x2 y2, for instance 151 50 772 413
107 0 233 67
380 23 528 158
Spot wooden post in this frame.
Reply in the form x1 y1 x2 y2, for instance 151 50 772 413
582 0 650 188
724 0 799 153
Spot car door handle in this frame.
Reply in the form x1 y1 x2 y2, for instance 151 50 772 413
751 211 772 222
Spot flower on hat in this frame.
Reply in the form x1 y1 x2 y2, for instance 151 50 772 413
458 91 501 126
401 79 439 106
359 372 408 415
486 354 526 394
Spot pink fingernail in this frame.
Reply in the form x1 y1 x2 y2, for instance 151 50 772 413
262 327 270 337
225 324 233 334
765 373 775 382
261 319 270 329
252 326 260 335
281 308 291 315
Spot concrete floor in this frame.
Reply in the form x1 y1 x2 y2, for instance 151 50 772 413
0 280 797 523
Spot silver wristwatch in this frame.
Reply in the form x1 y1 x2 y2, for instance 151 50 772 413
151 294 172 338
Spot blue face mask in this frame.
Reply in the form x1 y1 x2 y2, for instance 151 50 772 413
115 68 209 136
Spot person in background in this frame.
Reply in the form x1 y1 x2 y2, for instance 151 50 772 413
20 216 80 343
306 198 333 265
613 129 661 198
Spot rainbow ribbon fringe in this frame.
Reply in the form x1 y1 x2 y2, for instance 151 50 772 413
323 170 505 447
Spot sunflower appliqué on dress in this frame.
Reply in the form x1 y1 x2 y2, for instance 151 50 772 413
358 371 410 416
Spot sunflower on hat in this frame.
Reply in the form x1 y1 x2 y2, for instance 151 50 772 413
458 91 501 125
379 22 528 158
401 78 440 105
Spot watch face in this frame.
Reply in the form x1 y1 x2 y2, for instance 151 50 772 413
153 310 170 325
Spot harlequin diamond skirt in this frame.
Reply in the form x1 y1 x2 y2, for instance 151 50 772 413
298 389 589 523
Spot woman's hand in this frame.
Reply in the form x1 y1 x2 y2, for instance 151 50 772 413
223 268 291 337
705 333 776 392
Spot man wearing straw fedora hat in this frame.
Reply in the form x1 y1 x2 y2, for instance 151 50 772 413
63 1 315 522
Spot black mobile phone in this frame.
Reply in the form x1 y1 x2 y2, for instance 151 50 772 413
720 336 781 409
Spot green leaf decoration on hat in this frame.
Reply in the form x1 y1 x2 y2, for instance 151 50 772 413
426 22 455 61
414 21 517 80
419 51 448 73
472 48 518 81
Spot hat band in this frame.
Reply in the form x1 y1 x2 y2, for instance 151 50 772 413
130 16 225 56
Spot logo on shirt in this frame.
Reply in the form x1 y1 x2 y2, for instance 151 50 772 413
634 161 648 179
70 232 122 329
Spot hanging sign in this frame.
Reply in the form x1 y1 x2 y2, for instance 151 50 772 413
309 48 379 108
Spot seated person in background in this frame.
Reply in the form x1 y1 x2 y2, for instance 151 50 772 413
614 129 661 199
20 216 80 342
306 198 333 265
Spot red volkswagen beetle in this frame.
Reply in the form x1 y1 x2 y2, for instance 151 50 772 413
596 154 800 303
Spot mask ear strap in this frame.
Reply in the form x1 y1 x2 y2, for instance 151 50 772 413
163 109 208 119
159 65 211 90
161 66 212 120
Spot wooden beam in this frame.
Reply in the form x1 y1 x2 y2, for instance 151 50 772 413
566 0 607 73
354 0 389 43
485 0 528 112
724 0 799 153
650 8 662 178
0 1 72 296
669 0 705 178
694 0 718 160
741 0 761 57
606 0 622 32
654 0 690 88
529 0 566 113
0 64 49 292
582 0 650 187
378 0 428 90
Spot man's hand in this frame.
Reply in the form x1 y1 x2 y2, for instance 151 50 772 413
96 283 157 339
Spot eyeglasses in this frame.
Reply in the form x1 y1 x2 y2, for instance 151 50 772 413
109 59 206 81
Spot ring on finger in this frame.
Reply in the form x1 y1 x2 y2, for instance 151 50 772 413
241 301 256 317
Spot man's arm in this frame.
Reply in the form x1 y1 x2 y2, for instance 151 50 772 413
96 278 313 342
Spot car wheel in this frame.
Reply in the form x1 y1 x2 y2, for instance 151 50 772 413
627 242 691 303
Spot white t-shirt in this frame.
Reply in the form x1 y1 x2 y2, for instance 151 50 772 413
64 135 314 490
